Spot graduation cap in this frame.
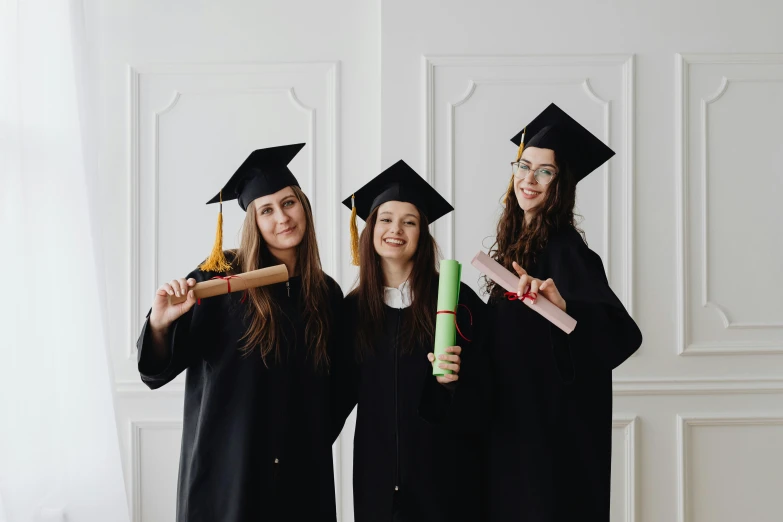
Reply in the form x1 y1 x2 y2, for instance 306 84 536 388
200 143 306 272
504 103 615 204
341 160 453 266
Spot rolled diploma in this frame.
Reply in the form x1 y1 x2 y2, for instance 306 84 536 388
433 260 462 376
167 264 289 305
471 251 576 334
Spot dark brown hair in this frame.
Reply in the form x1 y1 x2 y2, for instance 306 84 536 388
348 206 441 360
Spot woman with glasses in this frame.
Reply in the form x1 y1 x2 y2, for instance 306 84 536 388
483 104 642 521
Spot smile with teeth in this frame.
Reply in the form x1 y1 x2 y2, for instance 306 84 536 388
522 188 540 196
384 238 406 246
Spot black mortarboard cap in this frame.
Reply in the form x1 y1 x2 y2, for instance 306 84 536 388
510 103 614 183
341 160 453 265
208 143 305 211
341 160 453 223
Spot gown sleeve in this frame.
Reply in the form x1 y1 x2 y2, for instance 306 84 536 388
136 264 214 389
543 229 643 375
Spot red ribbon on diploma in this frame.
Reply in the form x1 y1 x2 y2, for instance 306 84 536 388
436 303 473 342
197 275 243 305
504 290 538 303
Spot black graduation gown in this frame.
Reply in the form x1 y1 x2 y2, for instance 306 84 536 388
334 282 489 522
485 226 642 521
137 265 344 522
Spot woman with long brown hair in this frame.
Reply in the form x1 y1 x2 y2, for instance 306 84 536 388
333 161 487 522
484 104 642 521
136 143 343 521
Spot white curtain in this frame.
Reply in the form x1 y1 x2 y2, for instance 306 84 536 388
0 0 129 520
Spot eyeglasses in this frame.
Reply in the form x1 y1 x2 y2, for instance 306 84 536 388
510 162 556 185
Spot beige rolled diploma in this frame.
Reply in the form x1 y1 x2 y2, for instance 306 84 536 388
167 264 289 306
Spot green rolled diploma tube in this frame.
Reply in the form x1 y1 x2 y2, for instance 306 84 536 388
433 260 462 376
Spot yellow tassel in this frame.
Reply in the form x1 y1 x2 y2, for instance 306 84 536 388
515 127 526 161
516 141 525 161
199 191 232 273
350 194 360 266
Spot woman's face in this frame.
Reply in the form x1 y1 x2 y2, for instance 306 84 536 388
373 201 421 266
252 186 306 255
514 146 557 215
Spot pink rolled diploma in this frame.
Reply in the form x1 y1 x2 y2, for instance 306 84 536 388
471 251 576 334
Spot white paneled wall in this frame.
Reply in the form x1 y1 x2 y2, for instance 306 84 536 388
86 0 783 520
676 54 783 356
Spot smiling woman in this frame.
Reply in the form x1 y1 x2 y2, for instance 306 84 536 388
332 160 489 522
372 201 422 267
251 188 308 276
511 147 558 218
484 104 642 521
136 143 345 522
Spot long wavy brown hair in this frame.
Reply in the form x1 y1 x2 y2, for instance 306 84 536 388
485 153 584 301
348 206 441 360
229 185 332 370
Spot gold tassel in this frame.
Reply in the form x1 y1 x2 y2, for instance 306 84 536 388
504 131 525 206
350 194 360 266
199 191 232 273
516 141 525 161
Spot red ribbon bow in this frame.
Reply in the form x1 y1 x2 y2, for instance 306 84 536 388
212 275 241 292
197 275 246 305
504 290 537 303
436 303 473 342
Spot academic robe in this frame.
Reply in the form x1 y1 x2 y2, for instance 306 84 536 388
137 263 344 522
334 282 489 522
485 225 642 521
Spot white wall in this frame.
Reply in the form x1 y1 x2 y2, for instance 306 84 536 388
87 0 783 520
